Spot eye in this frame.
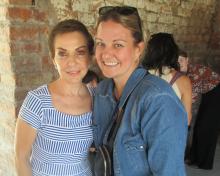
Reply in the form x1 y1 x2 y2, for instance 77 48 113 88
57 51 68 58
114 43 124 48
76 50 87 55
95 41 105 48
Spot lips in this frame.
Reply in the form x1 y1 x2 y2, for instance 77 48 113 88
66 70 80 75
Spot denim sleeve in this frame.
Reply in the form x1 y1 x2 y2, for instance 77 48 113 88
141 93 188 176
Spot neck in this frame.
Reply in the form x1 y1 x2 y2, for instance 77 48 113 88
113 77 128 100
52 79 86 97
113 67 137 99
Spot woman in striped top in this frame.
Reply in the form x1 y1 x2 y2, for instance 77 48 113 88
15 19 95 176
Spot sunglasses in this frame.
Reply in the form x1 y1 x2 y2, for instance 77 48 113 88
99 6 138 16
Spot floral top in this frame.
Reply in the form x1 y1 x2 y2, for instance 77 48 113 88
187 63 220 103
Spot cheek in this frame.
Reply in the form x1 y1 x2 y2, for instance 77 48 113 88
119 49 135 63
80 57 90 67
95 51 102 64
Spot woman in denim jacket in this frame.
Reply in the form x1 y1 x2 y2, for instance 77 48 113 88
93 6 188 176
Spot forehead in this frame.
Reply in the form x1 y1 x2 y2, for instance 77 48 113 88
96 20 133 41
54 32 87 49
178 56 188 60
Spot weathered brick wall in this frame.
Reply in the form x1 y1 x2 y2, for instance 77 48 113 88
0 0 16 175
0 0 219 175
0 0 56 175
206 0 220 73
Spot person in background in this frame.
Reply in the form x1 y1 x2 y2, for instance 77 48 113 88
83 70 100 87
93 6 188 175
15 19 94 176
178 50 220 169
143 33 192 126
178 50 220 116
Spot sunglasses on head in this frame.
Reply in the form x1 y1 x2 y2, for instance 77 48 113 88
99 6 138 16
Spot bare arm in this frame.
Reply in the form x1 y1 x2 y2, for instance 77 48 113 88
15 117 37 176
177 75 192 125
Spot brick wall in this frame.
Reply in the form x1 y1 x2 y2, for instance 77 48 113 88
0 0 219 175
0 0 56 175
206 0 220 73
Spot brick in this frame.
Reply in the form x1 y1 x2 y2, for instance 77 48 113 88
78 12 95 25
7 7 32 21
8 0 33 5
15 87 29 102
0 74 16 86
16 72 44 87
0 6 7 21
0 43 10 54
10 25 39 41
0 59 13 74
0 100 16 117
33 9 47 22
158 15 174 24
146 13 158 23
13 55 42 74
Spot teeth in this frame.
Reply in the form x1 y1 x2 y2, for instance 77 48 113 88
67 71 79 74
103 62 118 66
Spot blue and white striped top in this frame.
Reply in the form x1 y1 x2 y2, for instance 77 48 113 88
19 84 94 176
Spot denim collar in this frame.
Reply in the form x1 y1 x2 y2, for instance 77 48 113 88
97 66 148 109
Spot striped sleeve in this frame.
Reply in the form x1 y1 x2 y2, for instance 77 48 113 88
87 85 96 96
19 91 42 129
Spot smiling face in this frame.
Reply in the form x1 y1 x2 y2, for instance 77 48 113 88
53 32 90 84
95 20 144 83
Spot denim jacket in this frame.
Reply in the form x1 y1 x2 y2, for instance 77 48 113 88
93 67 188 176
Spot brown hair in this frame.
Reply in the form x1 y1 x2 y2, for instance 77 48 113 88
96 6 144 44
49 19 94 58
179 49 188 58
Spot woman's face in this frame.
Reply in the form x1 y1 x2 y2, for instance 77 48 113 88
178 56 189 73
53 32 90 84
95 20 144 83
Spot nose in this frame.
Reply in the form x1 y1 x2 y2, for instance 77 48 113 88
100 46 114 60
67 54 77 66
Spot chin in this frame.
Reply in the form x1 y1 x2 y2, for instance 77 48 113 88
101 70 114 78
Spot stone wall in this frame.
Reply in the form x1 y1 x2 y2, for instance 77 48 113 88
206 0 220 73
0 0 219 175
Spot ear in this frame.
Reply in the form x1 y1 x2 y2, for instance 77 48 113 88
134 41 145 61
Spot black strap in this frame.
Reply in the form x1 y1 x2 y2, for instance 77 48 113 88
169 71 184 85
105 71 149 150
107 105 126 149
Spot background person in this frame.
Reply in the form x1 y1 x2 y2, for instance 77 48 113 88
15 19 94 176
178 49 220 169
178 50 220 117
83 69 100 87
143 32 192 126
93 6 188 176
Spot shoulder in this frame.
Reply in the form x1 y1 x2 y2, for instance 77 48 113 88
143 73 173 92
95 78 113 96
86 84 96 96
176 75 192 88
135 73 178 102
29 84 49 96
25 84 49 103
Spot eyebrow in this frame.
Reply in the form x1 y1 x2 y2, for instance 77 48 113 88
95 38 127 43
56 45 87 51
75 46 87 51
